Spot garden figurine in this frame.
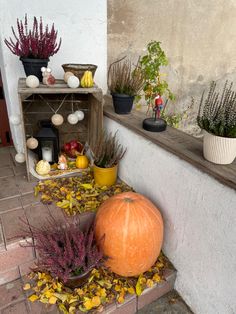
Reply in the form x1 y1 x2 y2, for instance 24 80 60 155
41 67 56 85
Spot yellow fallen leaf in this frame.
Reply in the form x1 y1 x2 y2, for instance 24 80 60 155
69 306 76 313
127 287 135 294
91 296 101 307
81 183 93 189
117 295 124 304
146 279 154 288
83 299 93 310
48 295 57 304
28 294 39 302
23 283 31 290
135 275 144 296
59 303 69 314
153 273 161 283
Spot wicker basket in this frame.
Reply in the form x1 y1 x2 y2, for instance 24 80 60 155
62 64 97 80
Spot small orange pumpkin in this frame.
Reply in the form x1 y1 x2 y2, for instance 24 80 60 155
95 192 163 277
76 155 89 169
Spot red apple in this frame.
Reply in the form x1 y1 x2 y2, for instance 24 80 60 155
70 140 79 150
63 142 71 152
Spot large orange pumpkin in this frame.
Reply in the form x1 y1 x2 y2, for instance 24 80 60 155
95 191 163 277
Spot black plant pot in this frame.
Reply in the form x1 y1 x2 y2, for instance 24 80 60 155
112 93 134 114
20 57 49 82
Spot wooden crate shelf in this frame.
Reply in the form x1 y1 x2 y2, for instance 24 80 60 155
18 78 103 180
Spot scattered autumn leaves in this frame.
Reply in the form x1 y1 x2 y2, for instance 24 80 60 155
24 253 171 314
34 171 133 215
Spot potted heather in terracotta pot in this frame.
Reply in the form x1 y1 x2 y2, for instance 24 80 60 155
92 131 126 186
197 81 236 164
5 14 61 81
23 216 103 288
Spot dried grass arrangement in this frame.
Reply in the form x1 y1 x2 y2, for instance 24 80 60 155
92 131 126 168
108 57 144 96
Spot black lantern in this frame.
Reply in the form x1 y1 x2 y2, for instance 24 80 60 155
36 120 59 164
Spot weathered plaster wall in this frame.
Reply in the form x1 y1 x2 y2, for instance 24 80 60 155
108 0 236 111
0 0 107 153
104 117 236 314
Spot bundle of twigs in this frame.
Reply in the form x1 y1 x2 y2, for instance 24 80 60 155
108 56 144 96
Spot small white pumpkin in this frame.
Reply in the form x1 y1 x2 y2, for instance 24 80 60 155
64 71 74 83
67 113 79 125
36 160 51 175
67 76 80 88
75 110 84 121
51 114 64 126
15 153 25 163
26 75 40 88
9 115 21 125
26 137 38 150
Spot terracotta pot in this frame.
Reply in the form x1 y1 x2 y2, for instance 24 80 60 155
203 131 236 164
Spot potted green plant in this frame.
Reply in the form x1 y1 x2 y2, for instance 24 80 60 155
197 81 236 164
92 131 126 186
5 14 61 81
139 41 176 132
107 57 144 114
23 215 103 288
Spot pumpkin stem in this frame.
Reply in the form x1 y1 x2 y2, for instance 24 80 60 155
123 197 134 203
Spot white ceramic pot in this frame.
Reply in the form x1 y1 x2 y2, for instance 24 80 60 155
203 131 236 164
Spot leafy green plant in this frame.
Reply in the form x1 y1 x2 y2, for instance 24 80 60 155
139 41 175 105
197 81 236 138
108 57 144 96
93 131 126 168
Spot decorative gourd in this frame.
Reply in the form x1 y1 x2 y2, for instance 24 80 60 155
36 160 51 175
95 192 163 277
76 155 89 169
26 137 38 149
80 70 94 88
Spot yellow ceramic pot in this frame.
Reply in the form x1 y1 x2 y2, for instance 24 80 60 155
93 164 118 186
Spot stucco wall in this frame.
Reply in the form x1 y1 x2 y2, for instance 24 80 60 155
0 0 107 153
104 117 236 314
108 0 236 112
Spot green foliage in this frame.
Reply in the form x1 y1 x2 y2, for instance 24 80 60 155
139 41 175 102
197 81 236 138
93 131 126 168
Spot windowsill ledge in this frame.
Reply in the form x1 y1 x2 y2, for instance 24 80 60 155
103 96 236 191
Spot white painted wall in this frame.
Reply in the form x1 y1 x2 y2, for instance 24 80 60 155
0 0 107 153
104 117 236 314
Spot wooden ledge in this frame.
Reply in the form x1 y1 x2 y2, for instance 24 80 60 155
103 96 236 191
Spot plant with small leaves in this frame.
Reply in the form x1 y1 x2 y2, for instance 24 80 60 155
93 131 126 168
5 14 61 59
139 41 175 107
197 81 236 138
22 216 103 283
108 56 144 96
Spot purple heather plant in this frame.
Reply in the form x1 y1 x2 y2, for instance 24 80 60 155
22 216 103 283
4 14 61 59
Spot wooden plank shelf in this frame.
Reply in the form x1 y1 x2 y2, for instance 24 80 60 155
104 96 236 191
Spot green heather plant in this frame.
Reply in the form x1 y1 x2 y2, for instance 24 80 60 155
197 81 236 138
93 131 126 168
